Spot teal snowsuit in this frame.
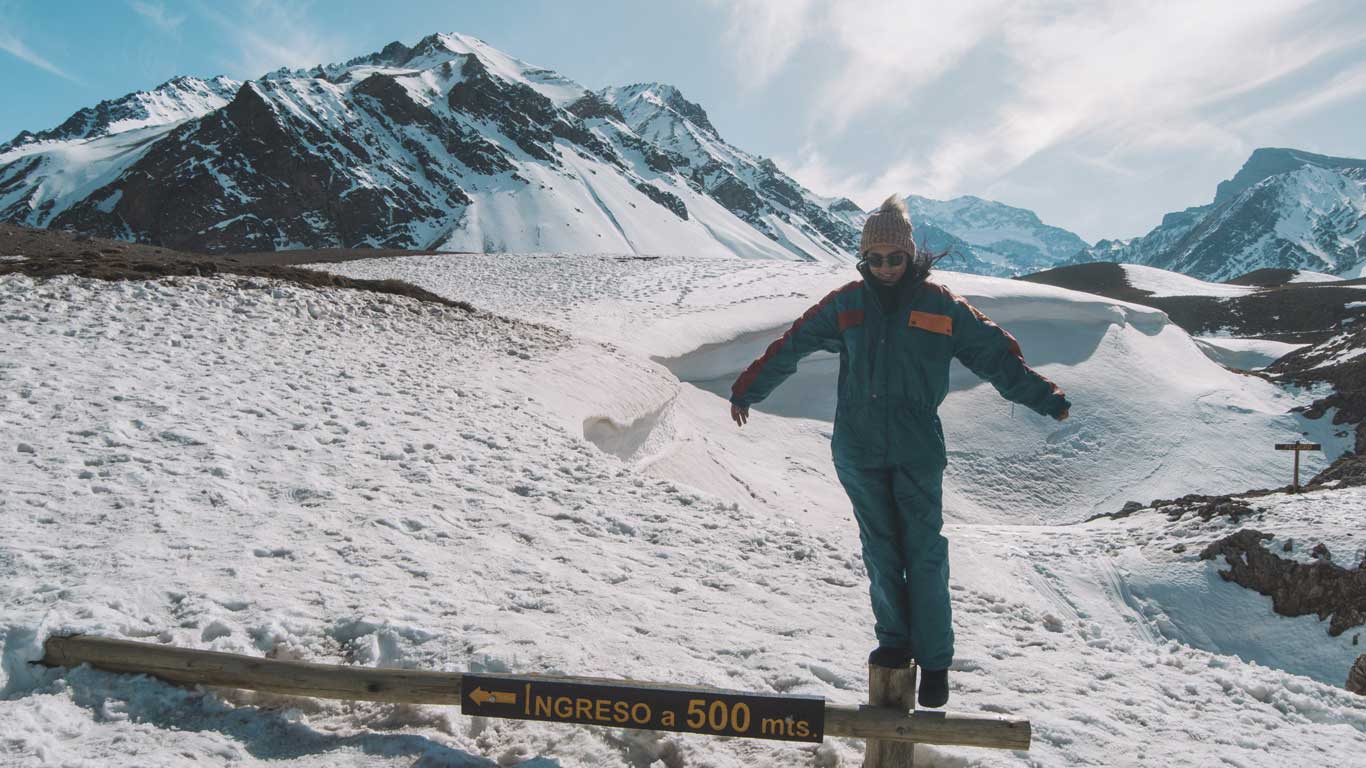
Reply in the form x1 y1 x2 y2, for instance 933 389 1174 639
730 266 1068 669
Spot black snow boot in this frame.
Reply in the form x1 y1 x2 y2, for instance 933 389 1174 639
917 667 949 708
867 646 912 668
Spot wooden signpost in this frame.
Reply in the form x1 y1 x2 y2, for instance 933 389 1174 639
460 672 825 742
40 634 1029 765
1274 440 1322 492
864 663 918 767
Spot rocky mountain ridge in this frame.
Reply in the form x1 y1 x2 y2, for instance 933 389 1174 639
0 33 859 260
1074 148 1366 281
2 75 241 150
2 32 1103 274
905 193 1090 276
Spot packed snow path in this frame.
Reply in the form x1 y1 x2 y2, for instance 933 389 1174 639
2 272 1363 767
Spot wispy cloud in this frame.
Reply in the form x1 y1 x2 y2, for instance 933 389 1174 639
914 0 1348 195
1234 59 1366 132
130 0 186 34
720 0 1366 208
196 0 348 78
0 27 80 83
710 0 817 90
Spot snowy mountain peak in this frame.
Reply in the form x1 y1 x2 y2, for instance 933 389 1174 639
908 194 1047 229
599 83 720 139
1 32 865 261
406 33 520 77
1214 147 1366 206
904 193 1089 276
2 74 240 153
1072 148 1366 281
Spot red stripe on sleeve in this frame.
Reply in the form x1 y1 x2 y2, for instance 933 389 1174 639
732 281 860 402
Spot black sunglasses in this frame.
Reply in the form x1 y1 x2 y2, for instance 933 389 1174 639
861 250 911 269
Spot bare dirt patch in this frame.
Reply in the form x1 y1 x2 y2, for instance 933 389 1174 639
0 223 472 311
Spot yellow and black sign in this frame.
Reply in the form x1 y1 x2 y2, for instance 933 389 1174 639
1274 442 1322 451
460 674 825 743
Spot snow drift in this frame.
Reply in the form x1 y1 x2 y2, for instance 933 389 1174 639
319 255 1351 523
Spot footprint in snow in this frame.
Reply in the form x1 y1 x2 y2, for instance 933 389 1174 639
201 620 233 642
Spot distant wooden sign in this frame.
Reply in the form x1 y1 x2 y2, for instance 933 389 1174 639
1274 440 1322 491
461 673 825 743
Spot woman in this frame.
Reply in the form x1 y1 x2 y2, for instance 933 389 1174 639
728 195 1070 708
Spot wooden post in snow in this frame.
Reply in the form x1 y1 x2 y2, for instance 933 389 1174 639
1274 440 1322 492
864 662 918 767
40 634 1029 752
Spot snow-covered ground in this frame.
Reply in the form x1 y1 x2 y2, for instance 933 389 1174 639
317 254 1350 522
1193 336 1309 371
1288 270 1346 283
1119 264 1259 297
2 268 1364 768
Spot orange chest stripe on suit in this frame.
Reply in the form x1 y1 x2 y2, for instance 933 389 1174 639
908 311 953 336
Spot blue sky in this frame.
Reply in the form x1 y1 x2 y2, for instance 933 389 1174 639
3 0 1364 242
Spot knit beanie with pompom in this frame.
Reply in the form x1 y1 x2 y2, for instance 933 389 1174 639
859 195 916 255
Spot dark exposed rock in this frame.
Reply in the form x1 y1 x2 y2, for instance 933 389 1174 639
1092 500 1147 522
1086 492 1263 523
1020 263 1366 345
1199 528 1366 636
352 72 509 178
1225 267 1299 287
53 79 456 253
347 40 415 70
1306 451 1366 489
615 133 680 174
354 73 436 127
0 129 36 153
658 87 719 139
0 222 473 311
1165 496 1256 523
1271 324 1366 457
568 93 625 122
634 182 688 220
709 174 762 218
1311 543 1333 561
445 55 621 169
757 159 802 209
449 55 557 164
0 157 45 221
1350 654 1366 695
7 36 859 262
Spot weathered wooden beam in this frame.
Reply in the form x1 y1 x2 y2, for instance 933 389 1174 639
826 706 1030 750
864 663 918 766
41 634 464 705
40 635 1030 751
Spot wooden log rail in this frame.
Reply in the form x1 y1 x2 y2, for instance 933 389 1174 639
40 635 1030 757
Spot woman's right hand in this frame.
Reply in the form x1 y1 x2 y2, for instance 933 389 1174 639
731 403 749 427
